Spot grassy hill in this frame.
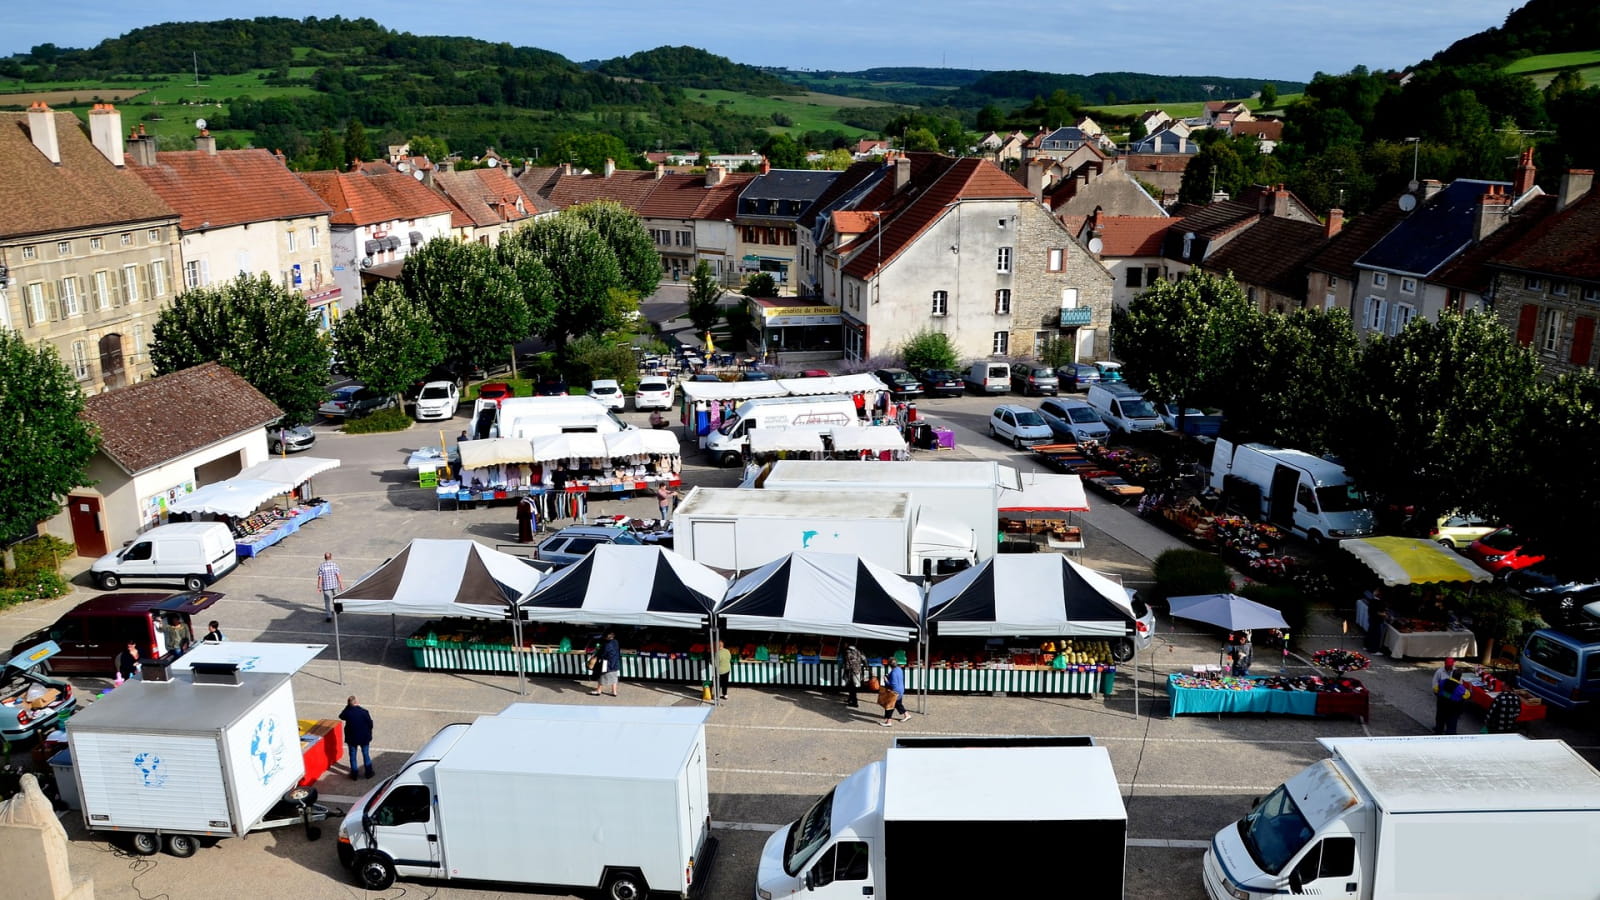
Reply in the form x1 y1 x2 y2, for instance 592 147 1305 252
689 89 890 136
1503 49 1600 87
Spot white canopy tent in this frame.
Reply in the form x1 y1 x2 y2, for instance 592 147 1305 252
998 472 1089 513
530 432 610 462
458 437 538 469
167 479 295 518
717 551 922 640
749 429 827 455
236 457 340 486
827 426 909 454
603 429 680 457
520 545 726 628
775 373 888 397
924 555 1136 637
679 380 787 403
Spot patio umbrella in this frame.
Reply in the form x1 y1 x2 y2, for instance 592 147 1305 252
1167 593 1288 631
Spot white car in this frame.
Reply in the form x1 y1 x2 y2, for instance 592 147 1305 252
588 379 625 410
634 376 675 411
988 404 1053 449
413 380 460 421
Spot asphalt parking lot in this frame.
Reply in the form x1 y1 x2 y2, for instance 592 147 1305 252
6 389 1596 900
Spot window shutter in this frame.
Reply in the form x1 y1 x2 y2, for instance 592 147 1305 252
1571 316 1596 366
140 265 153 302
1515 304 1538 345
109 268 124 306
44 280 60 320
200 259 211 286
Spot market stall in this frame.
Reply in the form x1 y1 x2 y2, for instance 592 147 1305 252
437 431 682 517
679 374 888 446
827 425 910 460
166 476 330 559
997 472 1088 551
923 554 1135 698
1342 537 1491 659
748 428 827 463
1166 672 1370 721
1460 669 1546 724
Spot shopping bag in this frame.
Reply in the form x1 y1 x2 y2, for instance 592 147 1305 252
865 675 881 692
878 687 899 709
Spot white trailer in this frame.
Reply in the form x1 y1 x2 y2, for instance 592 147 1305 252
1203 735 1600 900
494 395 630 439
66 669 325 858
1209 438 1375 543
338 704 715 899
747 459 1021 562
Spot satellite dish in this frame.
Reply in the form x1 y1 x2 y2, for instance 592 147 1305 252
195 117 207 131
1398 194 1417 212
486 158 499 167
413 170 425 181
1087 237 1104 254
1406 179 1419 193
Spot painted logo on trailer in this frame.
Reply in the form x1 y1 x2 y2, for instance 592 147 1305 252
133 752 167 788
250 716 287 785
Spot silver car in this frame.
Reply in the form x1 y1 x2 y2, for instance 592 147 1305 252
266 423 316 454
533 526 643 567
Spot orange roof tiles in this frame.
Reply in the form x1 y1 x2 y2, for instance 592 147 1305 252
297 170 455 226
1094 216 1173 257
86 362 282 474
544 170 659 212
832 210 878 233
125 148 332 232
1122 153 1193 174
0 110 176 239
433 167 537 228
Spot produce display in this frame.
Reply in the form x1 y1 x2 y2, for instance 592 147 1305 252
1171 673 1368 695
927 639 1116 672
1312 649 1372 673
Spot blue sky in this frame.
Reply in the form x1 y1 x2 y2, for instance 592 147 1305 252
8 1 1515 82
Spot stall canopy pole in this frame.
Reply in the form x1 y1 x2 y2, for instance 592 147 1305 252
333 608 344 685
512 609 526 696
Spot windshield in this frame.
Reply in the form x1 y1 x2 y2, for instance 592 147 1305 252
1480 529 1521 550
717 413 743 436
640 381 668 392
592 386 618 395
420 386 450 399
1031 368 1054 378
1238 784 1315 875
1315 484 1367 513
363 775 398 816
1122 399 1158 419
926 371 953 381
1015 411 1045 427
1067 408 1100 424
784 788 836 876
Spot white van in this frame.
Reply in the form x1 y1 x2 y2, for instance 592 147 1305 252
90 521 239 592
963 362 1010 393
1085 383 1166 434
704 395 857 466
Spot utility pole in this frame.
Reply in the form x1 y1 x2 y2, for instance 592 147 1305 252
192 51 201 88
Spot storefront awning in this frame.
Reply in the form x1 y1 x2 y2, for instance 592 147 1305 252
409 230 424 245
364 239 381 255
1342 537 1493 586
384 235 401 251
167 478 295 518
236 457 341 487
749 429 825 454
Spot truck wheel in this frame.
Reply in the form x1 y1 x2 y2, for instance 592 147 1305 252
354 851 397 890
183 574 206 592
1307 530 1327 548
1111 638 1135 662
97 572 120 591
164 833 197 858
719 451 741 468
128 832 160 856
603 869 648 900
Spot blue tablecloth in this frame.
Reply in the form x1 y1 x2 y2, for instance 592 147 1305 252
234 502 329 558
1167 675 1318 718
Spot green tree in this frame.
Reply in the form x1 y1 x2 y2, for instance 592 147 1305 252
686 260 724 343
546 132 633 172
1127 120 1148 144
1508 371 1600 567
565 334 638 388
567 200 660 296
496 242 556 340
511 215 625 346
402 239 530 369
814 148 854 170
151 274 330 423
976 105 1005 133
313 128 341 171
1259 83 1279 109
741 272 779 298
898 330 959 372
1111 271 1256 433
333 283 444 401
1223 309 1361 454
760 133 805 169
343 118 370 166
406 134 449 162
0 330 99 543
902 127 940 152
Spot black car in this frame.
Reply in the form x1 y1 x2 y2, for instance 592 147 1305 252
535 373 569 396
873 368 924 398
917 368 964 398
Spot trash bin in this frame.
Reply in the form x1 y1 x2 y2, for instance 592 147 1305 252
48 748 80 811
1101 669 1118 696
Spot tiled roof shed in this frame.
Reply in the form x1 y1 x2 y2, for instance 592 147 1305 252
85 362 282 475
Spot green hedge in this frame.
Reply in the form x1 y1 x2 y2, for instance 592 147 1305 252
1151 549 1231 601
1238 583 1308 646
344 407 413 434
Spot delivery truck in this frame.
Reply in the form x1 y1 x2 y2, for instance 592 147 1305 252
65 667 331 858
756 735 1126 899
338 703 716 899
704 395 858 465
673 487 976 575
1209 438 1375 543
1202 735 1600 900
746 459 1020 562
492 395 631 439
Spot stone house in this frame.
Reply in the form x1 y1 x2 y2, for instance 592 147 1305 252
1489 170 1599 376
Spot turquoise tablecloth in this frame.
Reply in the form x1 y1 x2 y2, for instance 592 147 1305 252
1167 675 1319 718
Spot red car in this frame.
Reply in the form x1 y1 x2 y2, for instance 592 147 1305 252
796 368 830 378
476 382 514 405
1465 528 1546 575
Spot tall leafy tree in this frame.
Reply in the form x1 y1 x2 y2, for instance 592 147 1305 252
1506 371 1600 568
151 274 330 423
343 118 370 166
1223 309 1361 454
1259 83 1279 109
567 200 660 296
312 128 342 172
0 330 99 543
402 239 530 370
686 260 724 343
1111 271 1256 429
510 215 625 347
333 283 444 401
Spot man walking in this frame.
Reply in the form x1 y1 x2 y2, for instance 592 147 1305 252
316 552 343 623
339 696 375 780
843 642 865 708
1432 657 1471 735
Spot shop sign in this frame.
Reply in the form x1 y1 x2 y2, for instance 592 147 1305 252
142 480 196 528
767 314 841 327
760 305 837 320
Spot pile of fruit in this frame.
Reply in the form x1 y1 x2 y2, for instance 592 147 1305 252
1044 640 1113 665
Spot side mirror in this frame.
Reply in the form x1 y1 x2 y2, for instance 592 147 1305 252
1288 869 1305 894
803 869 815 891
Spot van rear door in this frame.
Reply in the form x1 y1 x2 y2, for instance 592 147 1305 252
1268 465 1300 529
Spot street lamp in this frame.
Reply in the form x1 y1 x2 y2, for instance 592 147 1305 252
1404 137 1421 191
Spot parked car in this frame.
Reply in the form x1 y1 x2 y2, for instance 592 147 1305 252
1010 363 1059 396
475 382 514 405
1154 401 1223 437
587 379 626 410
988 404 1053 449
1518 620 1600 710
1093 361 1125 383
1110 591 1157 661
10 590 224 675
963 361 1011 393
1037 397 1111 444
535 374 569 396
873 368 924 398
1465 527 1547 576
1430 511 1497 550
1057 362 1102 392
318 385 394 419
796 368 831 378
689 373 722 383
532 526 643 567
634 376 675 411
265 422 315 454
917 368 964 398
739 370 772 381
413 381 460 421
0 642 75 744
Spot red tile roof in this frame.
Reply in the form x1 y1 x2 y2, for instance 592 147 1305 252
86 362 282 475
1490 190 1600 281
1433 195 1557 291
1201 217 1329 298
516 166 563 198
544 170 660 212
0 110 176 239
297 170 455 226
354 160 398 175
1121 153 1193 174
1093 216 1172 257
1232 121 1283 141
433 167 537 228
832 210 878 233
125 148 332 232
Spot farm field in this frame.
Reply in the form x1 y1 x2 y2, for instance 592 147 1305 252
690 88 883 136
1088 94 1300 120
1503 50 1600 74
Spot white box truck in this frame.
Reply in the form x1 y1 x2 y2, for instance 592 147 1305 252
1209 438 1375 543
746 459 1022 563
494 395 631 439
1203 735 1600 900
65 668 328 858
338 703 716 898
704 395 858 466
756 736 1126 899
674 487 973 575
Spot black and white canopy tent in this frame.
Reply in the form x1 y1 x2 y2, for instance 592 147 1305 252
716 551 922 640
333 538 544 689
519 545 726 629
924 554 1135 637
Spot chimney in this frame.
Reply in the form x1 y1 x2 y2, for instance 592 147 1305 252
1325 208 1344 238
760 156 771 175
26 102 60 165
1260 183 1292 217
89 103 124 166
1420 179 1444 202
1558 169 1593 211
894 155 911 192
127 124 158 167
1474 185 1512 241
1089 206 1105 244
1513 147 1536 197
559 162 573 177
1024 160 1044 199
194 129 216 156
654 163 666 180
603 157 615 178
705 165 726 187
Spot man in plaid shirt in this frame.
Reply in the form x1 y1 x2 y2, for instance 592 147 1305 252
317 552 343 623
